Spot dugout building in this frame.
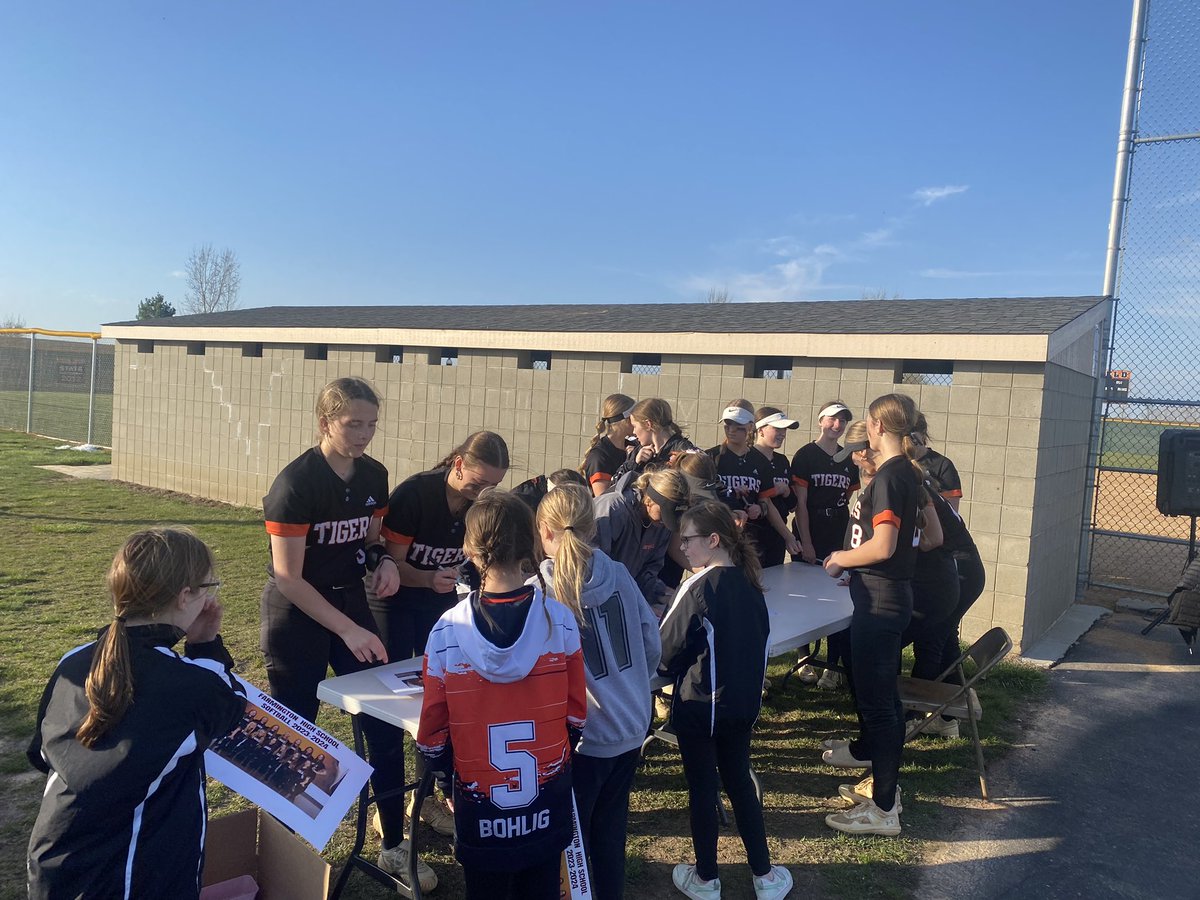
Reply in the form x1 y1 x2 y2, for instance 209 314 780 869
102 296 1110 651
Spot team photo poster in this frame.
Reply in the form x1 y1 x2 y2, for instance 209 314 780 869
205 677 373 849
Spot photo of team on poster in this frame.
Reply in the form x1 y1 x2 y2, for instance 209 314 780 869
205 678 372 850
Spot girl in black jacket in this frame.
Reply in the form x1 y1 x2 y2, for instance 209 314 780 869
659 501 793 900
27 528 246 900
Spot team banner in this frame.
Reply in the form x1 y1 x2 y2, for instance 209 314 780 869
559 791 592 899
205 677 373 850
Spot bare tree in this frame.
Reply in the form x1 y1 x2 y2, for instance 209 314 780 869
183 244 241 314
2 313 27 328
705 286 732 304
861 288 902 301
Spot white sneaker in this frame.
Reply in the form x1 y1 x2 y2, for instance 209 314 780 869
822 744 871 768
797 664 820 685
407 794 455 838
837 776 903 813
378 839 439 893
816 670 842 691
819 737 850 752
922 715 960 738
825 795 901 837
753 864 793 900
673 863 722 899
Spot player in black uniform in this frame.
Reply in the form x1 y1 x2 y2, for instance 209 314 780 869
822 394 924 837
705 401 793 568
613 398 696 479
753 406 804 567
790 401 859 687
259 378 429 891
911 413 963 510
581 393 637 496
377 429 509 837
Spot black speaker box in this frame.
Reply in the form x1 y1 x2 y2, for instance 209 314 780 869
1157 429 1200 517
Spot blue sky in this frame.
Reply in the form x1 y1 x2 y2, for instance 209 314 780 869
0 1 1134 331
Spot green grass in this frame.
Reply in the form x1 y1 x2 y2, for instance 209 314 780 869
0 391 112 447
1100 417 1199 470
0 430 1047 900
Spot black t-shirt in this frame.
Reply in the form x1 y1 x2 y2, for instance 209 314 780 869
920 449 962 501
706 445 777 503
758 447 797 518
381 469 468 572
582 439 629 490
263 448 389 588
790 441 859 513
846 455 920 580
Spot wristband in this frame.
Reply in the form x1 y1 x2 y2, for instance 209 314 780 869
364 544 392 572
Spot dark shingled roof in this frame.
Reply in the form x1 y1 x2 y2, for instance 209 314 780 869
106 296 1108 335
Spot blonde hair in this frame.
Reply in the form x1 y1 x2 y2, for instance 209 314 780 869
316 377 379 421
671 448 719 482
680 500 764 592
635 468 691 528
535 484 595 622
582 393 636 466
76 529 215 748
629 398 686 440
867 394 933 521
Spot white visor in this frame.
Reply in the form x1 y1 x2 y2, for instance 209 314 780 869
756 412 800 430
818 403 852 420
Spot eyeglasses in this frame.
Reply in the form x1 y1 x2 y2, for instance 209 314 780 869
678 534 711 548
198 581 221 594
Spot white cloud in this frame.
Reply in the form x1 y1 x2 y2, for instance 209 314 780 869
920 267 1005 278
682 243 841 302
912 185 969 206
168 270 186 279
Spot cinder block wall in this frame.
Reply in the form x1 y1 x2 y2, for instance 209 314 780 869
114 341 1092 650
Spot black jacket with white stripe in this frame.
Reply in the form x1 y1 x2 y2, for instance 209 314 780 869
27 624 246 900
658 565 770 735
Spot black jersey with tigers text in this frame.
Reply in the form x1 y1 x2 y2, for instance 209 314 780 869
381 469 469 573
705 445 777 503
263 448 389 588
846 455 921 580
790 441 859 513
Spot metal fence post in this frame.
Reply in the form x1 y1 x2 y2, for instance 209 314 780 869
87 337 98 446
26 332 35 434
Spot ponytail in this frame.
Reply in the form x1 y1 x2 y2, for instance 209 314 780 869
536 484 596 623
77 528 214 748
581 394 636 468
868 393 926 486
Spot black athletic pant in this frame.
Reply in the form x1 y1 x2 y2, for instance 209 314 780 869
260 580 408 848
573 748 641 900
676 720 771 882
937 551 987 683
905 553 961 681
845 572 912 814
462 852 562 900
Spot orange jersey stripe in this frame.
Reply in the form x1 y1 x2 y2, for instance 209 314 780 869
588 472 612 485
941 489 963 499
872 511 902 529
381 526 413 545
372 505 388 518
265 521 309 537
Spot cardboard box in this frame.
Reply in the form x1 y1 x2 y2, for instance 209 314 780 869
203 809 331 900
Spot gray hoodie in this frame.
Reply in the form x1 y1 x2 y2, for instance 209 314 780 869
540 550 662 758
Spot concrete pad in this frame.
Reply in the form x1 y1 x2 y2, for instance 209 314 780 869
1019 603 1109 668
36 464 114 481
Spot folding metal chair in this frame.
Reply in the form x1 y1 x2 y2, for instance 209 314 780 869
898 626 1013 800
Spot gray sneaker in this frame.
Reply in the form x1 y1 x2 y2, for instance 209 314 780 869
752 865 793 900
378 839 438 893
673 863 722 899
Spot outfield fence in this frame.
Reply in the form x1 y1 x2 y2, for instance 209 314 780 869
1087 0 1200 596
0 330 114 447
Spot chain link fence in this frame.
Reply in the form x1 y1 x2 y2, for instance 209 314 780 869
0 331 115 447
1088 0 1200 595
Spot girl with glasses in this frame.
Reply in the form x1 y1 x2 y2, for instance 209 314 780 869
28 528 246 900
659 500 793 900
